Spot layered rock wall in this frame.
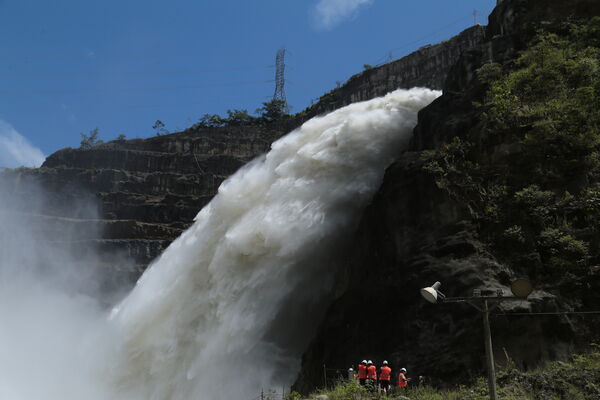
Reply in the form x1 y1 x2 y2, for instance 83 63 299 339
0 25 486 284
0 125 287 283
305 25 485 116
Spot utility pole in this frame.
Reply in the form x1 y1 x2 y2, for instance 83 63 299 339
273 48 289 113
482 300 498 400
473 9 478 25
420 279 533 400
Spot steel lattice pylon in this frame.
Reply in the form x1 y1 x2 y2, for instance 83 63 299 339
273 48 289 112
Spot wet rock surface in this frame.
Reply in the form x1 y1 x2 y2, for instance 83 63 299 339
294 155 572 393
294 0 600 393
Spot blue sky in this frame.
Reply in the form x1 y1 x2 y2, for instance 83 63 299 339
0 0 495 167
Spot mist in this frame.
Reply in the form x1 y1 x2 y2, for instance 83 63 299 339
0 88 440 400
0 172 125 400
112 88 440 399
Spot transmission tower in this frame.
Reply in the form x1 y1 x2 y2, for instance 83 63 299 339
273 48 289 112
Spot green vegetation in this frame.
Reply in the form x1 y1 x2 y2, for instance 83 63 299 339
256 99 290 123
192 99 290 129
78 99 291 144
79 127 104 148
421 18 600 288
152 120 169 136
296 346 600 399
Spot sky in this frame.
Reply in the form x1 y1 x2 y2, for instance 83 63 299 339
0 0 496 167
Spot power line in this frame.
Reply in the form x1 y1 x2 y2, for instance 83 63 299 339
124 96 269 109
0 65 275 78
495 311 600 316
1 49 269 63
390 14 470 52
0 80 275 95
372 10 490 66
125 102 228 110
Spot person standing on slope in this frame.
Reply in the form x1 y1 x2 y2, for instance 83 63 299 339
366 360 377 390
398 367 409 390
379 360 392 394
356 360 368 386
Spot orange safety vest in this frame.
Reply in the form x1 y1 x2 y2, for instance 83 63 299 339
379 366 391 381
357 364 367 379
398 372 408 388
367 365 377 380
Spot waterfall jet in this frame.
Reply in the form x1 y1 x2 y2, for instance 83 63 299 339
111 88 440 399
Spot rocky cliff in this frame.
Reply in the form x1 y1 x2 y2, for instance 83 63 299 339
304 25 485 116
294 0 600 393
0 24 486 286
1 0 597 392
0 125 289 285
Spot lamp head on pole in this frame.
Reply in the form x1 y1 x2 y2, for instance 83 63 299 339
510 278 533 298
420 281 445 303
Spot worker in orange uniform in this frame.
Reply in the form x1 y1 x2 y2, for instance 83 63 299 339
398 367 409 389
379 360 392 394
356 360 368 386
366 360 377 390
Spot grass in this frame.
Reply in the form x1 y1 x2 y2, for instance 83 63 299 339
291 345 600 400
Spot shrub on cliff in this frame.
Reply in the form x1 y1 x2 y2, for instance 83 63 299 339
255 99 290 123
192 100 291 129
79 127 103 148
421 18 600 289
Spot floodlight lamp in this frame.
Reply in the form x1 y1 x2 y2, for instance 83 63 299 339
420 281 443 304
510 279 533 298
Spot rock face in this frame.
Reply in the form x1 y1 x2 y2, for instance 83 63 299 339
0 25 486 286
293 0 600 393
1 0 596 392
305 26 485 116
0 125 288 284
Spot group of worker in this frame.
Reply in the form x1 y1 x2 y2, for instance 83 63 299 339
354 360 409 394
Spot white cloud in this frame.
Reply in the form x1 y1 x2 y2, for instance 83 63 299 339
0 121 45 168
312 0 374 30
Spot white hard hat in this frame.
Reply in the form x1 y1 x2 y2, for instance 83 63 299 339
361 360 367 364
368 360 373 364
401 368 407 373
383 360 388 365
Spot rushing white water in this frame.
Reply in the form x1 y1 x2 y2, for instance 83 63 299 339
0 88 439 400
111 88 440 399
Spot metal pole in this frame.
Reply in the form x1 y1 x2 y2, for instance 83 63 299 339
482 300 498 400
323 364 327 389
